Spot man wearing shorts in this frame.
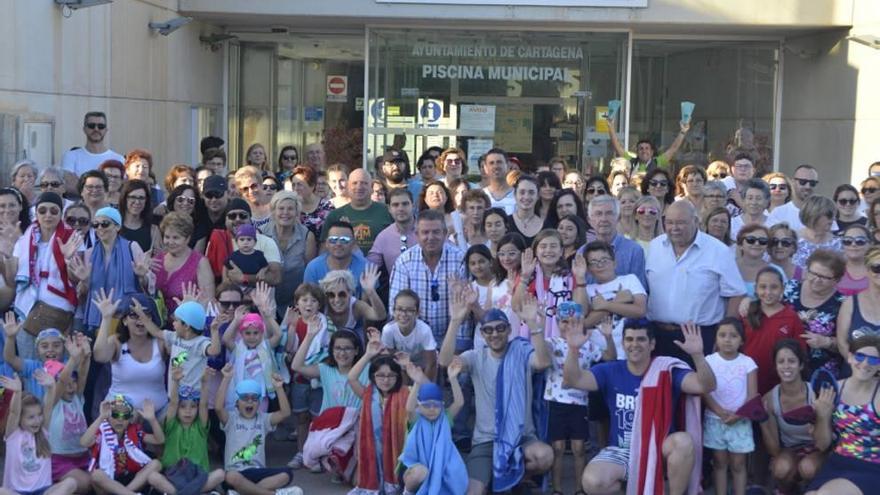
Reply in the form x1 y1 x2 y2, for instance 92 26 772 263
563 319 716 495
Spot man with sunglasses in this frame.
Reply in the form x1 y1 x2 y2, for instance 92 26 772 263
205 199 281 286
768 164 823 231
201 175 230 231
61 111 124 177
320 168 393 254
304 221 369 296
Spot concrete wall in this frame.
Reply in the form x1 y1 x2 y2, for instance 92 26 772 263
0 0 224 181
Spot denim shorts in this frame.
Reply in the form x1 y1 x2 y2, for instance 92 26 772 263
290 382 322 416
703 415 755 454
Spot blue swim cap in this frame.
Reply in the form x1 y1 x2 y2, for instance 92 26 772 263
174 301 207 331
235 379 262 398
95 206 122 226
417 382 443 402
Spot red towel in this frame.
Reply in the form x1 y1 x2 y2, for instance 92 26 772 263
355 384 409 491
205 229 232 280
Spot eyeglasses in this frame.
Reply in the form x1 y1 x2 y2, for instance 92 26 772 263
326 291 349 300
586 188 606 195
636 206 659 215
444 158 462 165
862 187 878 195
111 411 132 420
237 394 260 403
204 191 224 199
263 184 278 192
648 180 669 188
374 373 398 381
743 236 769 246
127 194 147 203
481 323 509 335
854 351 880 366
587 257 612 268
39 181 62 189
226 212 249 221
769 238 795 248
83 184 105 192
807 269 837 282
768 184 788 191
869 264 880 275
240 183 260 194
92 220 114 229
430 278 440 302
418 399 444 409
281 154 298 161
333 346 356 353
85 123 107 130
837 198 859 206
704 194 725 200
37 206 60 216
218 300 241 309
795 178 819 187
175 196 196 206
394 306 418 315
65 216 89 227
842 236 869 247
327 236 352 245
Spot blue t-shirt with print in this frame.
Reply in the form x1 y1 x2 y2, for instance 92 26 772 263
592 359 689 449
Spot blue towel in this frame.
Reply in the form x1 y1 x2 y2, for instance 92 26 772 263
399 413 467 495
84 237 141 329
493 337 539 492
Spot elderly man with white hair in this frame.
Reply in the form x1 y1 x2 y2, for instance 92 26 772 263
580 194 646 288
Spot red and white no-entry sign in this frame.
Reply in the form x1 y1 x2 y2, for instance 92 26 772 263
327 75 348 101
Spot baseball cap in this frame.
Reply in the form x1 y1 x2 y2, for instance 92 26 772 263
203 175 227 194
235 379 262 398
479 308 509 326
382 150 405 163
174 301 207 332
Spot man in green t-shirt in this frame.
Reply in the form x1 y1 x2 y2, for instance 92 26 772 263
607 117 690 174
320 167 393 253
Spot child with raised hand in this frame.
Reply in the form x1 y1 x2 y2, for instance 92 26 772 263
216 364 299 495
147 365 225 495
347 328 410 495
80 395 166 495
0 374 77 495
3 311 65 401
399 358 467 495
703 317 758 495
43 334 92 494
222 282 282 411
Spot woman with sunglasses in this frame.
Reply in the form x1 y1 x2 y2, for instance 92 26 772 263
706 160 730 182
834 184 867 233
837 247 880 358
154 164 196 218
436 147 468 191
675 164 707 212
807 335 880 495
838 225 872 296
631 195 663 252
275 145 299 182
119 179 161 253
319 268 385 344
782 249 845 377
735 225 775 298
768 223 802 281
794 196 842 269
583 175 609 207
640 168 675 217
290 165 333 239
764 172 794 213
167 184 211 250
859 177 880 216
262 175 282 197
703 207 734 248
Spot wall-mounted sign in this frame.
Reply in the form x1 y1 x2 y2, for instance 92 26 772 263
326 75 348 102
460 104 495 132
377 0 646 6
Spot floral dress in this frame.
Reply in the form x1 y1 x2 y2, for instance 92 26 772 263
300 198 334 238
783 279 845 377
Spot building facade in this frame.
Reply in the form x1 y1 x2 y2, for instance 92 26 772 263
1 0 878 192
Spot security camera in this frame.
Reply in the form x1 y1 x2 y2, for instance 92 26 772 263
149 16 193 36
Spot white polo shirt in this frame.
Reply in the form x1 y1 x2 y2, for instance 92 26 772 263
646 230 746 326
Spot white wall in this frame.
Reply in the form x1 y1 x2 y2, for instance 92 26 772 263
0 0 224 181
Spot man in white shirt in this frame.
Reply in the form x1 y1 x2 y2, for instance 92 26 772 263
61 112 124 177
766 164 819 231
646 200 746 365
482 148 515 214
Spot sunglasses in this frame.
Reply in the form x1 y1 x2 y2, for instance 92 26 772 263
870 264 880 275
769 238 795 248
481 323 509 335
743 236 769 246
85 123 107 130
226 212 249 221
240 183 261 194
327 236 352 245
111 411 132 420
65 216 90 227
218 300 241 309
586 188 606 195
237 393 260 403
862 187 878 195
326 291 349 299
37 206 60 216
263 184 278 192
430 278 440 302
418 399 444 409
648 180 669 188
710 173 728 179
842 236 869 247
837 198 859 206
636 206 659 215
127 195 147 202
175 196 196 205
796 178 819 187
768 184 788 191
40 181 62 189
281 154 298 161
92 220 114 229
204 191 224 199
444 158 462 165
854 351 880 366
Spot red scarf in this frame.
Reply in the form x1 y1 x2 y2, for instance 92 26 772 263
27 221 77 307
355 385 409 491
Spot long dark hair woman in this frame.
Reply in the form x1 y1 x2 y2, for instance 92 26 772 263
641 168 675 216
119 179 162 253
543 189 587 231
276 145 299 182
167 184 211 250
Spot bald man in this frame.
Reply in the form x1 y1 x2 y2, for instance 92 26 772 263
645 201 746 365
320 168 393 253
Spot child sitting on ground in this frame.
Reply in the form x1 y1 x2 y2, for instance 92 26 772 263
224 223 268 290
216 364 300 495
80 395 167 495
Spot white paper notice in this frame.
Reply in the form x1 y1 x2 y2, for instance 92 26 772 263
460 104 496 132
467 138 494 171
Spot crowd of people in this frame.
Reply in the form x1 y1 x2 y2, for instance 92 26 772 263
0 109 879 495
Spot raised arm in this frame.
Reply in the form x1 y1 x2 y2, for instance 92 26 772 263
438 284 472 367
81 400 111 448
570 253 591 316
357 264 387 321
446 356 465 419
659 121 690 163
198 368 211 427
348 327 382 398
516 291 551 371
2 311 23 372
35 370 56 429
269 373 291 426
223 305 248 351
596 317 617 361
252 282 282 348
812 385 837 452
166 364 183 426
1 374 22 439
92 289 122 364
404 362 426 419
139 399 164 445
605 116 629 158
511 249 537 313
677 322 716 395
562 327 599 392
290 314 322 379
215 363 233 425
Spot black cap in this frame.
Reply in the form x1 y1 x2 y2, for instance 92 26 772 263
35 192 63 209
225 198 251 216
200 136 225 155
203 175 227 194
382 150 405 163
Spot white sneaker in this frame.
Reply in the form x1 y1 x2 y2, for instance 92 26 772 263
228 491 240 495
287 452 305 469
276 487 304 495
